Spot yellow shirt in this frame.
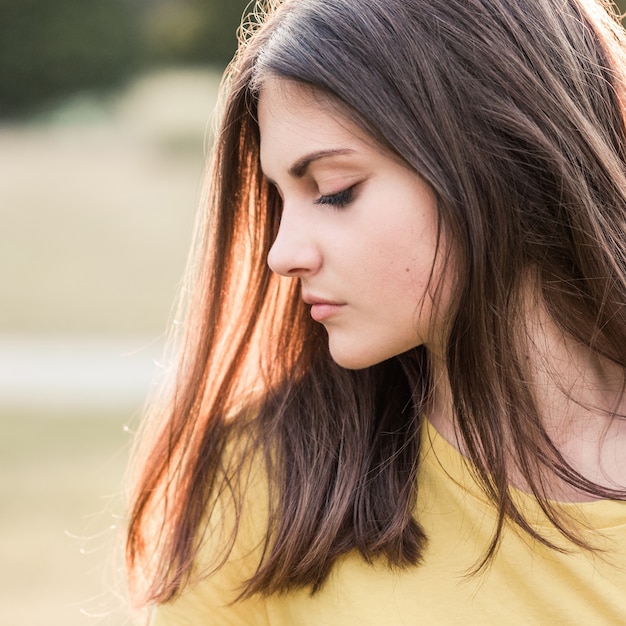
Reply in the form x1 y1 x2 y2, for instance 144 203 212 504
152 421 626 625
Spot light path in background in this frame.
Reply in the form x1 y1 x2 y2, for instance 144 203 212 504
0 335 166 412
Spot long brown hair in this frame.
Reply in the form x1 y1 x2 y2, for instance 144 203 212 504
127 0 626 608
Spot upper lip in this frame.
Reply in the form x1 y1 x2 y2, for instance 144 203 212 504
302 293 344 306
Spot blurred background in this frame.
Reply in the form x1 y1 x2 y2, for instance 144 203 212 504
0 1 249 624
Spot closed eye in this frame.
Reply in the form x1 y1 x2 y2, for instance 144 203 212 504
314 186 355 209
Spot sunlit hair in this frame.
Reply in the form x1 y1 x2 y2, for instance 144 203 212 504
127 0 626 609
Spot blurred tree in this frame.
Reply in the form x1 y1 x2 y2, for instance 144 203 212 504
0 0 251 116
0 0 140 116
140 0 251 67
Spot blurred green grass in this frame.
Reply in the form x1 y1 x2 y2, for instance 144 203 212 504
0 411 131 626
0 68 221 335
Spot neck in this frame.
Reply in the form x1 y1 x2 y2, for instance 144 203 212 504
523 300 625 443
425 295 626 501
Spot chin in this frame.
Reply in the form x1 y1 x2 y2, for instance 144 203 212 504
328 344 391 371
327 335 424 370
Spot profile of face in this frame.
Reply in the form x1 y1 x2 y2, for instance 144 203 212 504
258 79 454 369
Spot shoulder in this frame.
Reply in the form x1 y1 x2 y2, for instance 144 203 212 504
150 420 272 625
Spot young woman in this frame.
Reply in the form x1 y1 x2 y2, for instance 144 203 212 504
126 0 626 623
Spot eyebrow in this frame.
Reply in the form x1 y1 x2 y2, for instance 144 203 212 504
288 148 356 178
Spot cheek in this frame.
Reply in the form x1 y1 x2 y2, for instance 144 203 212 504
370 233 437 295
377 231 450 331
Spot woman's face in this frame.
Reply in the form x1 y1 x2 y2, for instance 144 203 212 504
258 79 454 369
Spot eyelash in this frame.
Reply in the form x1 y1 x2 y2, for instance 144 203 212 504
314 186 355 209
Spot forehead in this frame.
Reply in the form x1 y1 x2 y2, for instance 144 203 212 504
257 79 376 174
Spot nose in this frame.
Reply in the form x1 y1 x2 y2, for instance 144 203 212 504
267 205 322 277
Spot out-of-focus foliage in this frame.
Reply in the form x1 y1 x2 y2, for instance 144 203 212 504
0 0 140 116
0 0 250 117
141 0 251 66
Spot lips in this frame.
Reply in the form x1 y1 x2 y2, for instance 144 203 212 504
302 293 346 322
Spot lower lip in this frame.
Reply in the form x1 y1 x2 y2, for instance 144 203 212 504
310 303 344 322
